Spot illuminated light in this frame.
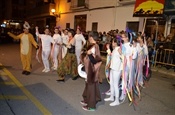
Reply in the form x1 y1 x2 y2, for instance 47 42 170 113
51 8 56 13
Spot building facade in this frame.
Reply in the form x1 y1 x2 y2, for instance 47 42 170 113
55 0 174 37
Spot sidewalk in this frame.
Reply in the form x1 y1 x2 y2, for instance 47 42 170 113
151 66 175 77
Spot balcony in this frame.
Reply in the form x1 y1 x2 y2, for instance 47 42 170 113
27 3 55 18
70 0 89 11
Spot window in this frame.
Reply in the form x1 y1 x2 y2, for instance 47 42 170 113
92 22 98 31
66 23 70 29
126 21 139 32
67 0 71 3
78 0 85 7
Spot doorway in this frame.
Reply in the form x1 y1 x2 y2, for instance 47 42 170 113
74 15 87 32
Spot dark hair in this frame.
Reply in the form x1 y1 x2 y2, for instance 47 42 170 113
112 38 120 46
68 29 76 37
88 31 99 40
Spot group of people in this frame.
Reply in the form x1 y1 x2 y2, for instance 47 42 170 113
103 31 149 107
7 21 150 111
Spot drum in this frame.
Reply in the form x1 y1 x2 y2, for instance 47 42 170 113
78 64 87 79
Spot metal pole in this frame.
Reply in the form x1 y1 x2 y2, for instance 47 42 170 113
153 20 158 67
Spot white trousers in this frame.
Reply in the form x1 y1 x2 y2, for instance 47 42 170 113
62 46 67 59
42 49 51 70
76 48 81 65
121 65 129 92
110 69 121 99
52 46 59 69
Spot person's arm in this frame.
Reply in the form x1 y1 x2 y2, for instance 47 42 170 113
88 54 97 64
35 26 41 38
87 48 97 64
7 32 21 40
29 33 39 49
81 35 86 46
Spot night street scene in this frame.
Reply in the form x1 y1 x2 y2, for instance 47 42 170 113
0 0 175 115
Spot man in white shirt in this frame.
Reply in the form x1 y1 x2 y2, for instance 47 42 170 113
74 27 86 65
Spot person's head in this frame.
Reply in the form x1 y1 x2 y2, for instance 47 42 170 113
68 29 76 37
23 21 30 34
112 38 120 48
120 31 129 43
76 28 81 34
44 28 50 35
88 31 99 43
137 35 144 43
44 25 50 35
23 28 29 34
54 26 61 35
132 38 137 47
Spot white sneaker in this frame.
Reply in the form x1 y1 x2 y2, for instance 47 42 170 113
44 69 50 73
110 101 120 106
119 94 126 101
42 69 46 72
104 97 114 102
105 92 111 96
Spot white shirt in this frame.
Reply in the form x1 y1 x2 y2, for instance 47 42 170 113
110 47 122 71
39 34 53 51
74 34 86 49
61 34 69 45
122 42 133 67
136 43 148 56
53 34 62 47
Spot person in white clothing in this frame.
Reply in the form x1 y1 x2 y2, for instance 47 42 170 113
75 27 86 65
61 29 69 59
104 38 122 106
120 31 133 101
51 26 62 70
135 36 148 95
35 26 54 72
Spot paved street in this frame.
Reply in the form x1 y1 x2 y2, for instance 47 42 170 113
0 43 175 115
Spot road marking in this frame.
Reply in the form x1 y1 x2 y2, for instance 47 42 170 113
0 95 28 100
2 67 52 115
0 82 15 85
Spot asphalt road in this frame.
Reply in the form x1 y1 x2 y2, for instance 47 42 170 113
0 43 175 115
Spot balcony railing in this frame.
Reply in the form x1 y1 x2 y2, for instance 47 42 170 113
27 3 55 18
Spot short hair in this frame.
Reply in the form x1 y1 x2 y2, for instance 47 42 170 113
112 38 120 46
88 31 99 40
68 29 76 37
120 31 128 38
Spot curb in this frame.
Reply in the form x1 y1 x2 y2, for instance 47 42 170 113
151 68 175 77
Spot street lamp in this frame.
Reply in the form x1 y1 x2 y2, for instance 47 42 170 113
51 8 61 18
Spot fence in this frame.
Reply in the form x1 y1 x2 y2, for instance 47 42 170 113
152 48 175 68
